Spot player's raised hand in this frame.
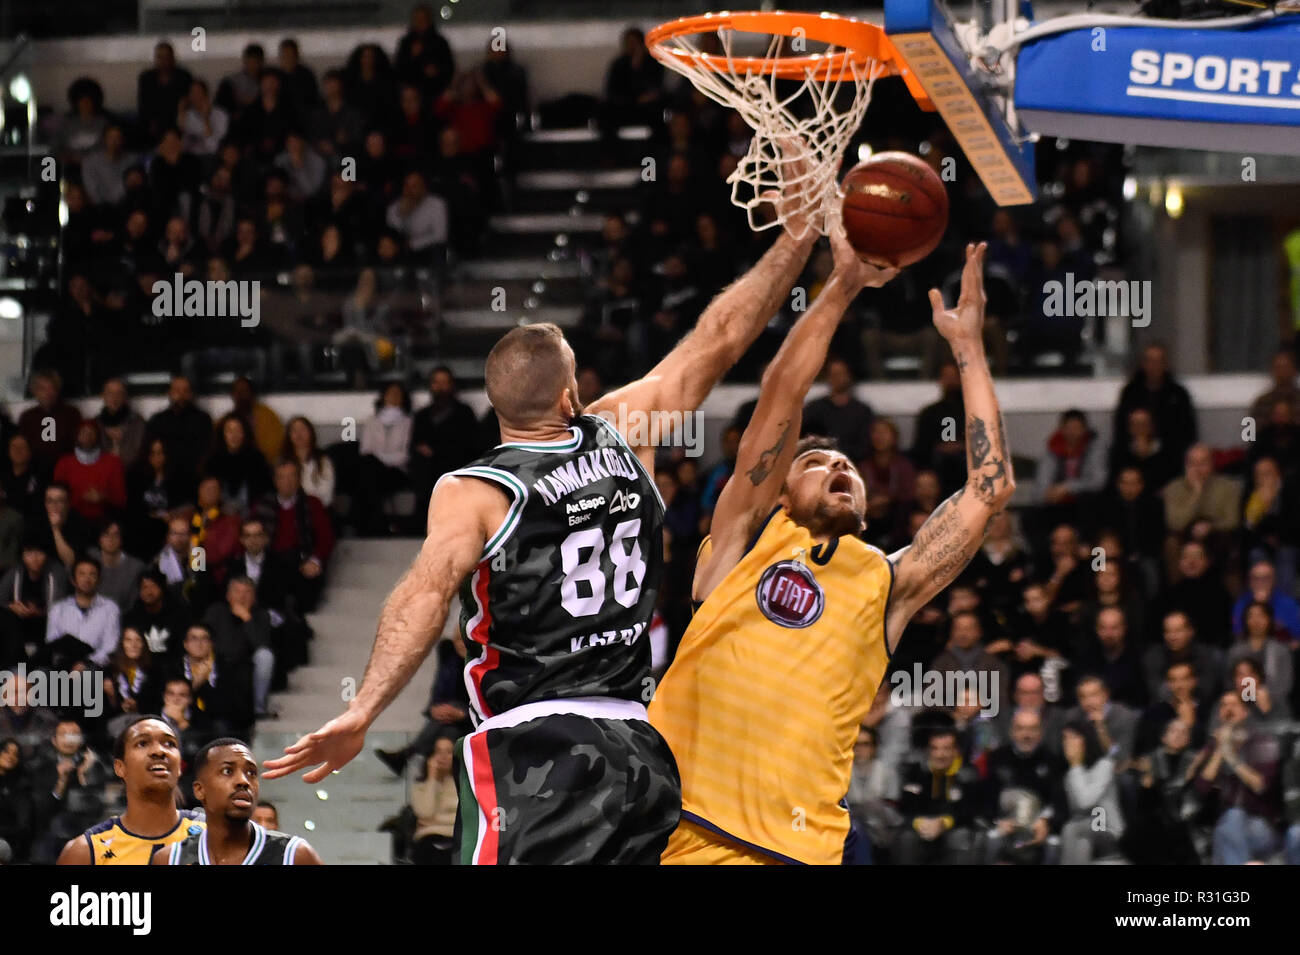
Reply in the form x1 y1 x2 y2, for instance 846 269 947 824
829 214 899 292
928 241 987 343
262 706 369 783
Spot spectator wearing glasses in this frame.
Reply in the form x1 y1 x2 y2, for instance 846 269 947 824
1232 558 1300 640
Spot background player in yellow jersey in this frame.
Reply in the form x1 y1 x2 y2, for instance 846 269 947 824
56 716 203 865
649 229 1016 865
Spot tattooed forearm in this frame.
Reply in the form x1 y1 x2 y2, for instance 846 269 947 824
909 488 974 586
967 415 1009 505
967 417 991 469
746 421 791 486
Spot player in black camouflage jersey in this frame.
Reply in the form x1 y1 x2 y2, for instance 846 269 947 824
266 182 820 863
157 739 321 866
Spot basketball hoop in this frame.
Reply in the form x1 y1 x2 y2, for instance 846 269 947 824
647 11 911 238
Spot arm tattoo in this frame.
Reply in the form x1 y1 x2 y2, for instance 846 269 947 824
967 417 991 469
746 421 791 487
967 415 1009 504
909 488 973 586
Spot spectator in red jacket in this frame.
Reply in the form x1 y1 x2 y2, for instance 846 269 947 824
191 475 242 582
260 458 334 613
52 420 126 523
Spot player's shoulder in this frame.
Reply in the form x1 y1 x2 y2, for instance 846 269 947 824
57 832 96 865
83 815 120 837
838 537 895 579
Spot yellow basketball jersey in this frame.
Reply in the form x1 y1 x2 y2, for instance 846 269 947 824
83 810 205 865
649 508 893 865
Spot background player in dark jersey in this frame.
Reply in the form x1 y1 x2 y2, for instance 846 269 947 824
265 178 821 863
57 715 203 865
155 739 320 865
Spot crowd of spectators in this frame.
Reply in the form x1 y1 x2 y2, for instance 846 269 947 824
46 4 528 398
40 11 1126 402
0 369 339 863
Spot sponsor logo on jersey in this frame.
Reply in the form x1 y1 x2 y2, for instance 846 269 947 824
755 560 825 629
609 488 641 514
566 495 606 526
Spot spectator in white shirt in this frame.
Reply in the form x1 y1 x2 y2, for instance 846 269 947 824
45 556 121 667
282 416 335 509
357 383 413 535
178 78 229 158
385 170 448 257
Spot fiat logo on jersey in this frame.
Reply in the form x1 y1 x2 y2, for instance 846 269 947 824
755 560 825 629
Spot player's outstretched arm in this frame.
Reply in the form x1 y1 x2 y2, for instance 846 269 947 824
263 476 500 783
884 243 1016 651
696 225 897 602
588 164 817 459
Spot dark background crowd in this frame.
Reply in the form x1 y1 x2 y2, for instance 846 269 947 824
37 5 1130 402
1 4 1298 865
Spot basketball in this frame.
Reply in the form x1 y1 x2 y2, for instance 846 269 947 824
840 152 950 267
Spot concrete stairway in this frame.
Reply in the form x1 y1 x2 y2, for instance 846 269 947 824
250 538 444 865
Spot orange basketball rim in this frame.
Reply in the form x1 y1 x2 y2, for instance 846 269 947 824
646 10 933 109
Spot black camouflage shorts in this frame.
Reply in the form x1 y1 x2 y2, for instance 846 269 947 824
453 714 681 864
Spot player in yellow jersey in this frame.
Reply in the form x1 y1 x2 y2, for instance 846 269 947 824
56 716 204 865
649 231 1016 864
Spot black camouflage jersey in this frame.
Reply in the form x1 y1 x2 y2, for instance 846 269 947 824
166 822 305 865
452 414 664 722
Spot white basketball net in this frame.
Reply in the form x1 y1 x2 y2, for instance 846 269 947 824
654 28 880 239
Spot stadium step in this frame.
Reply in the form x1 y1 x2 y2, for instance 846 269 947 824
442 278 585 311
442 306 582 332
515 125 653 172
510 167 644 215
515 168 643 191
269 539 439 736
489 212 607 234
455 257 583 282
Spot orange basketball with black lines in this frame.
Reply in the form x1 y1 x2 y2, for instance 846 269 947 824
841 151 949 268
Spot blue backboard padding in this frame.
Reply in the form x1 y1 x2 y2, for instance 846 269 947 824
885 0 941 34
885 0 1036 197
1015 17 1300 126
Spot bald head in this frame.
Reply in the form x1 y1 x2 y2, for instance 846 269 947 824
484 323 576 427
